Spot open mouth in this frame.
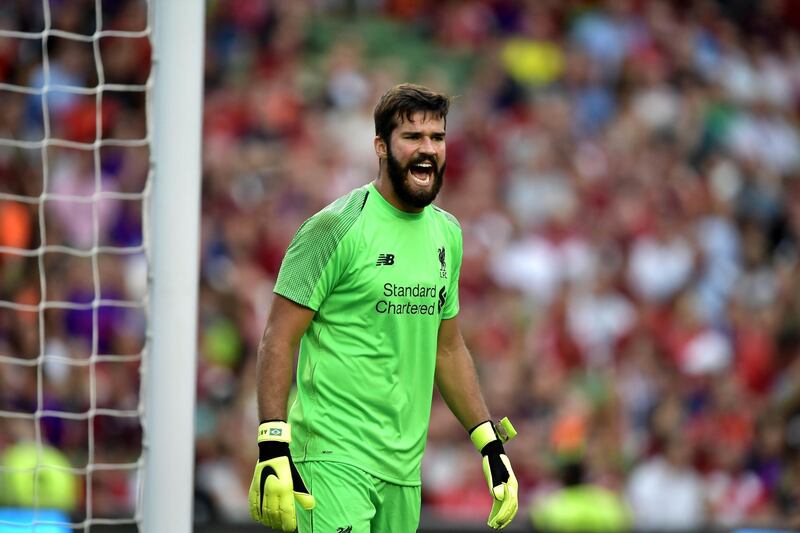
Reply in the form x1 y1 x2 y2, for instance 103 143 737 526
409 161 434 186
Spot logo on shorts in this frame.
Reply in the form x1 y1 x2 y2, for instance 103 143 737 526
337 527 352 533
376 253 395 266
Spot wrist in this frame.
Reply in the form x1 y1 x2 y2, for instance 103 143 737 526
257 420 292 461
469 418 517 454
469 420 500 454
257 420 291 444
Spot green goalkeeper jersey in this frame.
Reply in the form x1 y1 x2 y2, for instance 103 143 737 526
273 182 461 485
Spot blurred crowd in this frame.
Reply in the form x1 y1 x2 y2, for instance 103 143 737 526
0 0 149 521
3 0 800 530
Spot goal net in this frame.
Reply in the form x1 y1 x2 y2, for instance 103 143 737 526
0 1 203 532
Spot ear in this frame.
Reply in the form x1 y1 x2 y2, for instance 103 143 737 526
374 136 387 159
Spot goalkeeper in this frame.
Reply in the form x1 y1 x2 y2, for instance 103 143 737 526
249 83 518 532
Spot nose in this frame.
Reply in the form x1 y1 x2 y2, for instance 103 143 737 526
419 136 436 155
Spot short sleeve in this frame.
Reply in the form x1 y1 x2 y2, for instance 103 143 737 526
273 189 367 310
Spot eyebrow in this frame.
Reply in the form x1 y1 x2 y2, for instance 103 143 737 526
401 131 446 136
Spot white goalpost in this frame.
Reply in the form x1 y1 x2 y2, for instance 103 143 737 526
0 0 204 531
144 0 205 531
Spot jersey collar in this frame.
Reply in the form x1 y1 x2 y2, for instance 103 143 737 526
368 182 428 221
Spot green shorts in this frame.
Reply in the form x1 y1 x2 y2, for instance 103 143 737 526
295 461 421 533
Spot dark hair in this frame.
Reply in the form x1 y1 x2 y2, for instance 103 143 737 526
373 83 450 143
559 461 585 487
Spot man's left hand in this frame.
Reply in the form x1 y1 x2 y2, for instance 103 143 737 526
470 417 519 530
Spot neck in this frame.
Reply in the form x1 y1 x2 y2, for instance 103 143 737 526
373 173 424 214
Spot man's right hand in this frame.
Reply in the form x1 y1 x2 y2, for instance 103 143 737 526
248 421 315 531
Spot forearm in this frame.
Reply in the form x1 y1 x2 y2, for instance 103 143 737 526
255 331 296 421
436 327 520 531
435 336 491 431
437 341 520 531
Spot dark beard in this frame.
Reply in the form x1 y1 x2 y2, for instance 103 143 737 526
386 149 445 209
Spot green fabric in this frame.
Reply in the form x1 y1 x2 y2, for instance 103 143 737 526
0 442 78 511
275 182 462 485
531 485 631 532
296 461 421 533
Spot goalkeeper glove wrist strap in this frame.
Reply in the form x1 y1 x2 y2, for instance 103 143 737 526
258 420 291 443
470 417 517 447
257 421 292 461
470 420 503 452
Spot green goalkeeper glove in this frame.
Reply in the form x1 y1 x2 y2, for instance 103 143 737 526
248 421 315 531
470 417 519 530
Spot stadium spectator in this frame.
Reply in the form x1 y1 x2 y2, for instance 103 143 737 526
627 432 707 530
531 459 631 532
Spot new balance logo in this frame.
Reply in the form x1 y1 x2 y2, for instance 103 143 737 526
337 527 352 533
376 253 395 266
